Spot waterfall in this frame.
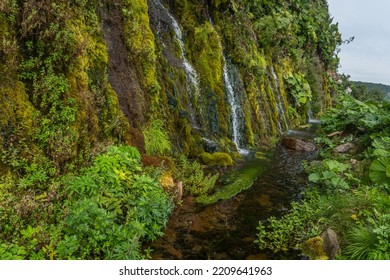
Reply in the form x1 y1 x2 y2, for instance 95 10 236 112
271 66 288 132
308 109 321 124
206 16 248 154
155 0 200 128
223 57 249 155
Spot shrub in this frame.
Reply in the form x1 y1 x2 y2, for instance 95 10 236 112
61 145 173 259
175 156 218 196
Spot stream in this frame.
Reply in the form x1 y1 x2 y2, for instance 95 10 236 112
150 125 319 260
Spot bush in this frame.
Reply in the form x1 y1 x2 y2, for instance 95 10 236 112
175 156 218 196
61 145 173 259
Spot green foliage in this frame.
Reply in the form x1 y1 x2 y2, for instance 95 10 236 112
197 159 266 205
308 159 359 191
56 198 144 260
343 212 390 260
349 81 388 102
175 156 218 196
284 73 312 107
369 157 390 185
370 136 390 158
143 119 172 156
121 0 160 99
256 190 321 253
321 94 390 134
0 243 27 260
257 93 390 259
59 145 173 259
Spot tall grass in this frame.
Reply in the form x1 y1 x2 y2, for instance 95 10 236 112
143 119 172 156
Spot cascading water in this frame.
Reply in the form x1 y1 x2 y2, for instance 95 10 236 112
271 66 288 132
154 0 201 128
223 57 249 155
308 109 321 124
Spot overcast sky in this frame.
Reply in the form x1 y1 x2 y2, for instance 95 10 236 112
327 0 390 85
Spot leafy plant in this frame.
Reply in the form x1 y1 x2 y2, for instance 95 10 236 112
343 213 390 260
255 190 321 253
308 159 359 191
369 157 390 185
284 73 312 107
143 119 172 156
175 156 218 196
60 145 173 259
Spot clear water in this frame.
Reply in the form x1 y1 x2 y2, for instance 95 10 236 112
150 125 319 259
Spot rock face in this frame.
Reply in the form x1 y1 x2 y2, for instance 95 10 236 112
320 228 340 260
333 143 355 153
281 137 316 152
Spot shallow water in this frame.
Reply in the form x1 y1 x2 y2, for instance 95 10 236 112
149 126 319 260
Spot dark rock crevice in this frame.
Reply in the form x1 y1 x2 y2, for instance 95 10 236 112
100 1 147 128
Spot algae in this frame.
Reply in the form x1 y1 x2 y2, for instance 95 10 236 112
196 158 269 205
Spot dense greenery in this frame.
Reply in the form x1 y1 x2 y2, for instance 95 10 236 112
1 0 344 260
0 146 173 259
256 90 390 260
350 81 390 102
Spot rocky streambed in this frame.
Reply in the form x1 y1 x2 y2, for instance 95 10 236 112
149 126 319 260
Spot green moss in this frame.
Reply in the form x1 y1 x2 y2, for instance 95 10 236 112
264 77 279 134
273 63 290 127
0 82 38 171
196 159 268 204
300 236 328 260
122 0 161 109
199 152 233 167
192 23 223 91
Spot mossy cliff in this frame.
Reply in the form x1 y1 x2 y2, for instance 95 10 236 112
1 0 341 174
0 0 343 260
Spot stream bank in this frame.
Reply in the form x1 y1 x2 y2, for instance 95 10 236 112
150 125 319 259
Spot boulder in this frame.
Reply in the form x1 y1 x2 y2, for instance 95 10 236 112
281 137 316 152
332 142 355 153
320 228 340 260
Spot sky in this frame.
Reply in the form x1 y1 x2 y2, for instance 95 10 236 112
327 0 390 85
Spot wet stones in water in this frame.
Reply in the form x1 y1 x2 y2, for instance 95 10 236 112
281 137 316 152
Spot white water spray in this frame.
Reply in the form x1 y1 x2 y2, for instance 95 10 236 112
155 0 200 128
222 57 249 155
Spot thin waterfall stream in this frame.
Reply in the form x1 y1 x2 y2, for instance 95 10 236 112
149 124 319 260
155 0 201 128
271 66 289 132
222 56 249 155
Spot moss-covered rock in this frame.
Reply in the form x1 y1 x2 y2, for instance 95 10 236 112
199 152 233 167
300 236 329 260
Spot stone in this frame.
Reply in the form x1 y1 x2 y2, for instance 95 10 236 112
320 228 340 260
281 137 316 152
327 131 343 137
174 181 183 204
333 142 355 153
